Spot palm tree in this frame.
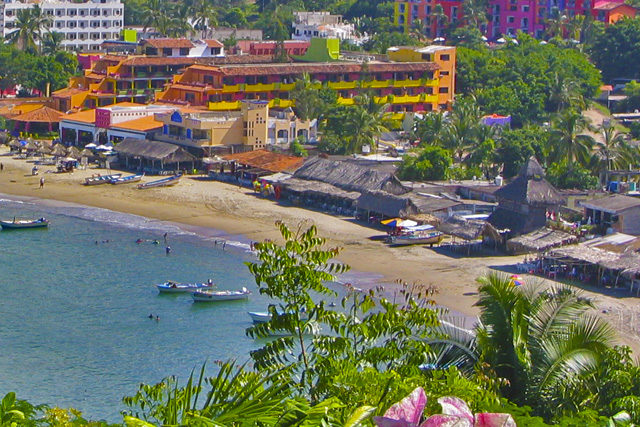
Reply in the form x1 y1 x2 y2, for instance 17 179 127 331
142 0 171 34
548 73 584 112
6 5 51 52
545 9 569 39
415 111 448 146
463 0 488 29
189 0 217 38
41 31 64 55
345 102 389 154
549 109 595 167
291 73 324 121
475 273 615 412
443 96 482 161
592 120 631 179
432 4 448 37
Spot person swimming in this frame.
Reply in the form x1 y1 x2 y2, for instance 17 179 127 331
166 246 171 255
136 238 143 244
148 314 153 319
153 240 160 245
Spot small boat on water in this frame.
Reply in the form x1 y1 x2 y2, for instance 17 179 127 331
192 287 251 302
156 281 214 293
137 174 182 189
248 311 271 324
387 230 444 246
0 217 49 229
85 173 122 186
110 173 143 185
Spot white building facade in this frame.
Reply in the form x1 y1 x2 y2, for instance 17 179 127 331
291 11 362 44
1 0 124 52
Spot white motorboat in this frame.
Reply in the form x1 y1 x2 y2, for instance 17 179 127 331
85 173 122 185
156 281 214 294
192 287 251 302
248 311 271 324
387 230 444 246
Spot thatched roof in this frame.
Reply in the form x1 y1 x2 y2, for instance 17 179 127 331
50 144 67 156
66 146 81 159
507 227 577 254
116 138 197 163
436 215 501 241
598 251 640 272
407 213 440 225
223 149 304 173
549 245 620 265
356 190 419 218
495 157 563 205
294 157 409 195
282 177 360 201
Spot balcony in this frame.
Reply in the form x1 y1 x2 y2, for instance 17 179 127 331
154 133 209 146
391 94 421 104
361 79 392 89
421 94 438 103
327 80 358 90
222 84 242 93
337 97 355 106
208 100 241 111
269 99 294 108
244 82 276 92
276 82 295 91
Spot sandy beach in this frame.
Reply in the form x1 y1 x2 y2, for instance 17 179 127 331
1 147 639 351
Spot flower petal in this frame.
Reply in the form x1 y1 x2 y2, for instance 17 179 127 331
382 387 427 423
436 397 473 424
373 416 415 427
420 414 471 426
474 413 517 427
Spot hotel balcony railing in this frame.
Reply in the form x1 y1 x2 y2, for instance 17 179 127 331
208 100 241 111
215 79 436 94
154 133 209 145
244 82 277 92
327 80 358 90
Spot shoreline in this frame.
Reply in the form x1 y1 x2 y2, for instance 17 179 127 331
1 148 639 351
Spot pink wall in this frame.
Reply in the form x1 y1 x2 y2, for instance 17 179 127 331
95 109 110 128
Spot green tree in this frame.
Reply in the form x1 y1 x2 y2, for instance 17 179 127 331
6 5 51 52
495 126 548 178
474 272 616 420
590 18 640 82
549 109 595 167
442 95 483 161
396 145 453 181
593 120 630 174
432 4 448 37
41 31 64 56
414 111 448 146
547 160 599 189
290 73 326 121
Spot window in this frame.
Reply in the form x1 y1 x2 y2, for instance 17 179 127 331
399 3 405 12
163 48 172 56
440 54 450 61
179 48 189 56
507 16 515 23
438 87 448 93
5 10 12 16
440 70 449 76
452 6 458 20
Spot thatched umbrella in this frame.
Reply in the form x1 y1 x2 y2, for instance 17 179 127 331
0 131 9 145
37 143 52 155
50 144 67 157
24 140 39 151
66 146 81 159
80 148 94 158
9 139 22 148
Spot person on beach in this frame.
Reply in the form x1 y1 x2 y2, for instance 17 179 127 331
166 246 171 255
39 177 44 188
163 232 168 244
0 162 3 171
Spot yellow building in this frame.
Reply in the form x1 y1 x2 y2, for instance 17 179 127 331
386 45 456 108
153 100 315 154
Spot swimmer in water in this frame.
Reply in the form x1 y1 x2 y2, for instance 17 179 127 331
136 238 143 244
148 314 153 319
153 240 160 245
166 246 171 255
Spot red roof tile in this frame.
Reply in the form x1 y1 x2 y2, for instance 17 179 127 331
223 149 304 173
12 106 64 123
216 62 439 77
202 39 223 48
142 38 195 49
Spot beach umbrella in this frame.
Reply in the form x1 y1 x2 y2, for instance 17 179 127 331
510 274 524 287
37 143 52 155
481 36 488 41
84 143 97 149
496 37 506 44
433 37 445 42
66 146 81 159
9 139 21 148
24 140 39 151
50 144 67 157
80 148 94 158
381 218 402 227
397 219 418 228
95 144 112 151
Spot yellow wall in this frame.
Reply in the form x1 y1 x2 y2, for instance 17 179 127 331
394 2 409 31
242 102 269 150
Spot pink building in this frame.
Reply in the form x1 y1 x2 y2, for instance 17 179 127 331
486 0 545 39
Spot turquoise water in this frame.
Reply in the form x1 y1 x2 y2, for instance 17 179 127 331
0 195 352 421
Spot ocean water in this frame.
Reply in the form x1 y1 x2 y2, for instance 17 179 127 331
0 195 355 421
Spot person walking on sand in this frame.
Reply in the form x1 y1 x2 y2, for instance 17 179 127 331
39 177 44 189
0 162 3 172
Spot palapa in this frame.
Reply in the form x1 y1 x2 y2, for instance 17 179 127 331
356 190 419 218
294 157 409 196
436 215 502 242
506 227 577 254
50 144 67 157
494 157 564 206
24 140 38 151
116 138 197 163
66 146 81 159
8 139 22 148
80 148 94 158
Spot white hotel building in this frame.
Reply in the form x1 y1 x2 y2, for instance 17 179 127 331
1 0 123 52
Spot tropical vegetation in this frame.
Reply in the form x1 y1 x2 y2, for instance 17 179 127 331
2 224 640 426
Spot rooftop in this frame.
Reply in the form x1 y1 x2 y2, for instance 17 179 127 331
580 194 640 213
142 38 195 49
222 149 304 173
110 115 163 132
61 109 96 124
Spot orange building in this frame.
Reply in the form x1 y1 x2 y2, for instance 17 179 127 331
592 1 637 24
157 47 456 114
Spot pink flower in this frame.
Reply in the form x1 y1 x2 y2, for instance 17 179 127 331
374 388 516 427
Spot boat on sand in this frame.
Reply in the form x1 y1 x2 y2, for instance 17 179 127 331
137 174 181 189
110 173 143 185
84 174 122 186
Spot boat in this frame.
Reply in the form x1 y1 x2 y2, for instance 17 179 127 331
137 174 182 189
387 230 444 246
0 217 49 229
109 173 143 185
192 287 251 302
156 281 214 293
84 173 122 186
248 311 272 324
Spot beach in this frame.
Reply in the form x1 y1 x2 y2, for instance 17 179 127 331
1 147 639 351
